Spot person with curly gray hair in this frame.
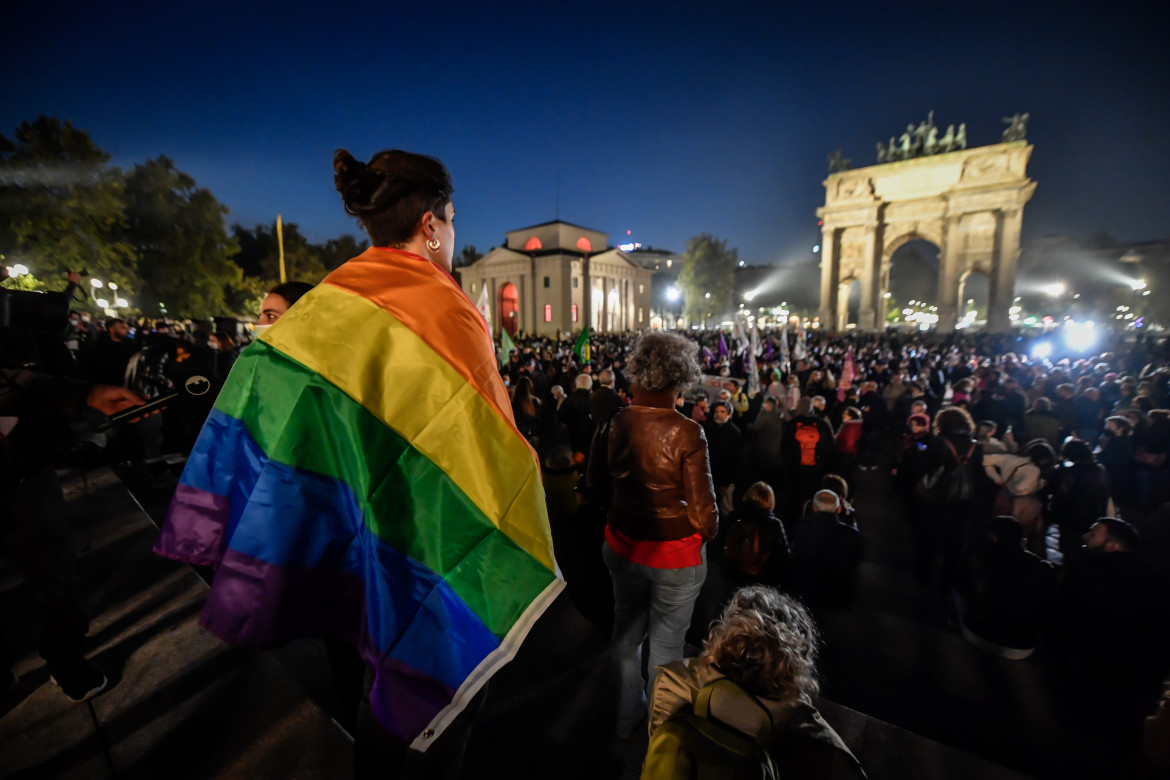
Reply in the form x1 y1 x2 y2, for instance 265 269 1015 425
646 586 865 778
587 331 717 737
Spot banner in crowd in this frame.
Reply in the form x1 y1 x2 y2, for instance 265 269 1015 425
747 325 761 396
573 326 591 363
476 283 492 329
155 247 562 750
500 327 517 368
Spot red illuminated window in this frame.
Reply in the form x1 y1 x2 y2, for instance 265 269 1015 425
572 304 578 322
525 236 542 251
544 304 552 322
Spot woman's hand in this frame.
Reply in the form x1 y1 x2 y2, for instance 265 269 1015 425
86 385 147 416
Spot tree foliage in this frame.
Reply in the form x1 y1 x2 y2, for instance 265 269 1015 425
120 156 242 318
0 116 135 301
231 222 332 287
321 234 368 271
454 244 483 268
677 233 737 323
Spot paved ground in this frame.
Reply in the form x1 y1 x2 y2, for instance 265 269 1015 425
1 460 1160 778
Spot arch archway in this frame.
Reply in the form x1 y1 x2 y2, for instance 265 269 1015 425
499 282 519 336
886 239 941 327
958 269 991 328
836 277 860 331
816 140 1035 332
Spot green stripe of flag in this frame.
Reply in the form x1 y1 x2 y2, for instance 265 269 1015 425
214 340 556 638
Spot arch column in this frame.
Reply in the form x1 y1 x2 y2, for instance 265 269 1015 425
818 227 841 330
987 208 1022 333
836 282 851 332
937 217 962 332
857 226 880 332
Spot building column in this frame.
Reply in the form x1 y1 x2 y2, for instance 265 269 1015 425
600 275 609 332
581 256 590 334
937 217 962 332
489 277 497 335
818 227 840 330
518 275 528 336
987 208 1022 334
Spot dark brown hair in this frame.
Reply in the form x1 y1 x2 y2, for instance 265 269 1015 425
333 149 453 247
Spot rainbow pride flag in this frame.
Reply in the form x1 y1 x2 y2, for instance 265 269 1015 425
155 247 562 749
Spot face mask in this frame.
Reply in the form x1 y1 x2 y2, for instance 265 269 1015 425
208 342 219 351
253 324 271 337
70 319 79 327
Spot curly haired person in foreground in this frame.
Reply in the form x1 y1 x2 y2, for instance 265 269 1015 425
646 586 866 778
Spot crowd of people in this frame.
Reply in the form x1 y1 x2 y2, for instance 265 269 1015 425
505 322 1170 775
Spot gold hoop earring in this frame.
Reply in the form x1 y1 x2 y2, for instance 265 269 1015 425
427 237 441 252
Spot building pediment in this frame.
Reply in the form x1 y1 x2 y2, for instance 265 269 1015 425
589 248 648 273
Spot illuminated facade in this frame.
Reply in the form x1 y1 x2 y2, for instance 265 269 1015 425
459 220 654 336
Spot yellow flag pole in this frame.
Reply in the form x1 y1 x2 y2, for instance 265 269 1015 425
276 214 286 283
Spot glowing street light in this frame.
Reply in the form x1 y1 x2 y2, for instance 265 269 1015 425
108 282 118 291
812 245 821 253
95 297 110 308
666 286 680 302
115 297 128 308
1131 279 1147 291
90 278 103 288
704 292 711 299
744 290 757 302
1044 282 1065 297
12 264 29 276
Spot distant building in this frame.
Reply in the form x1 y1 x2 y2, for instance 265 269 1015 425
459 221 655 336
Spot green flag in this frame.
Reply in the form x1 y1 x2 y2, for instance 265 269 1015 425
500 327 517 368
573 326 591 364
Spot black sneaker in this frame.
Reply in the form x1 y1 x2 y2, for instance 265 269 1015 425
50 660 109 702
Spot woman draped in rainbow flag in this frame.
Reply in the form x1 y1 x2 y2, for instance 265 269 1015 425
154 148 561 769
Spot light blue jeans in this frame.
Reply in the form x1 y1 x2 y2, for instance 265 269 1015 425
603 542 707 734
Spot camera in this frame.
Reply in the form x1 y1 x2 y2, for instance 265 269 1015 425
0 289 70 331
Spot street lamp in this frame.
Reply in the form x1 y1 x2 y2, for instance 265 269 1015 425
1131 279 1147 291
1044 282 1065 297
90 279 103 288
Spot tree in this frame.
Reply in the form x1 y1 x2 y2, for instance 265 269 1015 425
677 233 737 324
454 244 483 268
121 157 242 318
0 116 135 301
320 234 368 271
230 222 331 286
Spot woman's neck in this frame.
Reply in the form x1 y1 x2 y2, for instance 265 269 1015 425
632 386 679 409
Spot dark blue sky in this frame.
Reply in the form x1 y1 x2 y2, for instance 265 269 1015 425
5 2 1166 267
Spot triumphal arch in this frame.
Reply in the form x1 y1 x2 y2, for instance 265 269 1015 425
816 114 1035 333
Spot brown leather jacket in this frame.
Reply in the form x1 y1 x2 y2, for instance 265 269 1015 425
587 405 718 542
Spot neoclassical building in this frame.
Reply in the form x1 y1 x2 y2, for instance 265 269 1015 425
459 221 655 336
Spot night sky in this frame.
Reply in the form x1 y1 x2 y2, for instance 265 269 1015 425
5 2 1166 272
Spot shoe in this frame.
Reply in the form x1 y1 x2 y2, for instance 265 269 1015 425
50 660 109 703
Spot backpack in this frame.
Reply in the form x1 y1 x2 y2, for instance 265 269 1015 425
724 517 775 578
793 421 823 467
642 679 778 780
917 437 976 502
